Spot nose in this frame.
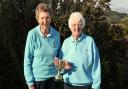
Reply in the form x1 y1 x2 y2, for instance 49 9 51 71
44 18 47 24
74 26 78 31
75 24 81 30
76 24 79 28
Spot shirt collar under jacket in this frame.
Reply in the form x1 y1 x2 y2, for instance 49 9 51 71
70 33 84 42
36 25 53 37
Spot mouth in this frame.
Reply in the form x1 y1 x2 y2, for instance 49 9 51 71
43 24 49 27
74 29 80 32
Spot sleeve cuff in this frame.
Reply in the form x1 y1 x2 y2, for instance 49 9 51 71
27 81 34 87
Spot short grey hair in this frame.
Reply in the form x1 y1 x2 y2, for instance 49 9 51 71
68 12 85 29
35 2 53 20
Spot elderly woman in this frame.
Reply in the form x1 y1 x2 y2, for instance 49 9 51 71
24 2 60 89
59 12 101 89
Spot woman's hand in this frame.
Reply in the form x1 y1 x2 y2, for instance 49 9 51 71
64 60 71 69
29 85 36 89
54 57 59 66
53 57 71 70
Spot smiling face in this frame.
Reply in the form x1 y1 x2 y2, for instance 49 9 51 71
68 12 85 40
35 3 52 34
69 18 83 38
37 11 51 31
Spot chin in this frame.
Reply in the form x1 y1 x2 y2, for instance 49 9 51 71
75 33 80 36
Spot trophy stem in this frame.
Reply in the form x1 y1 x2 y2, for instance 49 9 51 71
54 59 64 81
55 69 63 81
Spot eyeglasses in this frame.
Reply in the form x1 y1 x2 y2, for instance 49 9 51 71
71 23 83 28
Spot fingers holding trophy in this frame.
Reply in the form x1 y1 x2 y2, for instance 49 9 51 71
54 57 71 81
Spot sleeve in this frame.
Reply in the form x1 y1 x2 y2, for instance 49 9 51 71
59 40 66 59
56 33 61 57
59 40 68 74
91 40 101 89
24 31 35 87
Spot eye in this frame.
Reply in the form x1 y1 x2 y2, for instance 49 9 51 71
71 23 82 27
41 17 44 19
72 24 76 27
46 17 50 20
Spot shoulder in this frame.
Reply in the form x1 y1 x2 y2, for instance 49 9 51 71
51 26 60 35
83 34 94 43
63 36 71 45
27 26 39 39
28 26 38 34
28 26 39 35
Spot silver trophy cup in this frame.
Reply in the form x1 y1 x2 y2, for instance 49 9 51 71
55 60 65 81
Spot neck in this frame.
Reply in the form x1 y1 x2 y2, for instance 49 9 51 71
72 33 82 41
72 35 79 41
40 28 50 37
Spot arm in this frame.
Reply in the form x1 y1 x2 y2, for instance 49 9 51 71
57 33 61 57
57 40 71 74
91 40 101 89
24 31 35 87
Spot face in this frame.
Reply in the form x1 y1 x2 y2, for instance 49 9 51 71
69 18 83 38
37 11 51 31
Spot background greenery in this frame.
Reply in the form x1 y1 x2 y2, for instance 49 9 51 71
0 0 128 89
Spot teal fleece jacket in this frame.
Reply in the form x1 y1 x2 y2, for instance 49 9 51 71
24 25 60 87
60 33 101 89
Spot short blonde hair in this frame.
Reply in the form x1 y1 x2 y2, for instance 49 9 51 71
35 3 53 20
68 12 85 29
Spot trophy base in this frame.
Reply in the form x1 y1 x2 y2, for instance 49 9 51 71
54 74 63 81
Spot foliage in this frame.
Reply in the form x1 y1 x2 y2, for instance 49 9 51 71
105 10 128 23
